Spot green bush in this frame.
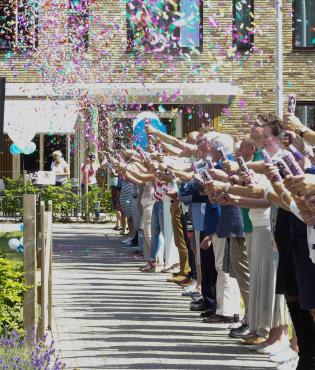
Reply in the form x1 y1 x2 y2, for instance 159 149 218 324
40 183 80 221
1 177 115 222
0 257 28 335
2 178 37 216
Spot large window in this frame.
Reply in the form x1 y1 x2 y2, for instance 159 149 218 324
0 0 38 52
233 0 254 51
293 0 315 49
126 0 203 53
296 102 315 130
68 0 89 51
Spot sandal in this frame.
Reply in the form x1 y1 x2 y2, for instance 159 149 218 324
140 262 157 273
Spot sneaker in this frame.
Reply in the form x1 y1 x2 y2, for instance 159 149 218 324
182 281 197 294
270 348 298 363
249 342 269 351
190 291 202 300
121 237 132 244
257 340 290 355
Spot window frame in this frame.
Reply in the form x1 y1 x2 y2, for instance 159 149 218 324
296 101 315 129
232 0 254 52
0 0 39 53
68 0 89 51
126 0 203 54
292 0 315 51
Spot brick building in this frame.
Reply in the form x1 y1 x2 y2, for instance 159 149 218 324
0 0 314 181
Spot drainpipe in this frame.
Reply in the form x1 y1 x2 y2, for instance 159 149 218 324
275 0 283 119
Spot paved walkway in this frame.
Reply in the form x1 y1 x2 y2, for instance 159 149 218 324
52 224 276 370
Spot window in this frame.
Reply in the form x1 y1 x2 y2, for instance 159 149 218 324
296 102 315 130
126 0 203 53
0 0 38 52
233 0 254 51
68 0 89 51
293 0 315 49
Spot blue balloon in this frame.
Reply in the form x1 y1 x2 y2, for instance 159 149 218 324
9 144 23 155
133 117 166 149
19 223 24 232
23 142 36 155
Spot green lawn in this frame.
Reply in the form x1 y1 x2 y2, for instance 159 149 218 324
0 231 23 262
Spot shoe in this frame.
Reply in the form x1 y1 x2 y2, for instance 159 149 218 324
241 335 266 346
249 342 269 351
190 300 212 312
190 291 202 300
200 308 217 318
167 275 188 283
178 278 193 287
182 281 197 294
229 322 250 339
257 340 290 355
277 357 298 370
121 237 132 244
270 348 298 363
203 314 239 324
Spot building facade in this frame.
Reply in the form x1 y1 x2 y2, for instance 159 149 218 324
0 0 314 180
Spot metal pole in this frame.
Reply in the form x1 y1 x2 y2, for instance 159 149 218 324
275 0 283 119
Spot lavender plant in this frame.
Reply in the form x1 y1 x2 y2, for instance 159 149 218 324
0 331 65 369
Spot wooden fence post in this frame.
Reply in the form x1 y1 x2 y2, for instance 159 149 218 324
48 201 53 329
40 201 46 339
23 194 37 344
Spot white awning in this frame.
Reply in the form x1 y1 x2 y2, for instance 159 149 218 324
6 82 242 105
4 99 79 134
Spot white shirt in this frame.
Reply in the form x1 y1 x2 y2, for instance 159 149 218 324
248 173 271 227
51 159 69 184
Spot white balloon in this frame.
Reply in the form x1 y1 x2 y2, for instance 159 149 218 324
19 237 24 247
8 238 20 250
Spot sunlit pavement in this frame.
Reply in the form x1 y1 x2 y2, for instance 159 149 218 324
52 224 276 370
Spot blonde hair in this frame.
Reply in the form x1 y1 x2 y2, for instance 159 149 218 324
52 150 63 158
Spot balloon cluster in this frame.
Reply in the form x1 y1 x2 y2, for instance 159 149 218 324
8 224 24 254
9 142 37 156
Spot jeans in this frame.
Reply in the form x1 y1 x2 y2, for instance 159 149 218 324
150 201 164 260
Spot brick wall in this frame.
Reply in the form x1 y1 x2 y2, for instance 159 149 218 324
0 0 314 138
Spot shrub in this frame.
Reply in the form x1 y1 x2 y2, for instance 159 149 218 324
2 178 37 216
0 257 28 335
40 183 80 221
0 331 65 369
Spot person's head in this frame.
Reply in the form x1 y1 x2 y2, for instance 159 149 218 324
52 150 63 163
88 153 96 162
250 114 268 143
262 115 283 155
210 134 234 162
197 131 219 159
186 131 199 144
146 144 155 153
239 135 257 161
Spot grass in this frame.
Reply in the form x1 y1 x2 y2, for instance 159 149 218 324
0 231 23 262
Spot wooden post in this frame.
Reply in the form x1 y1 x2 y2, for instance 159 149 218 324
48 201 53 329
23 194 37 344
40 201 46 339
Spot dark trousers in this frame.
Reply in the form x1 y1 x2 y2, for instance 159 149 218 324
288 301 315 370
200 232 217 309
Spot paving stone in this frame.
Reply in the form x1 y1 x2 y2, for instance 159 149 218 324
52 224 276 370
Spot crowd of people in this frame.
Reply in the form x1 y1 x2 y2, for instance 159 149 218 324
104 112 315 370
